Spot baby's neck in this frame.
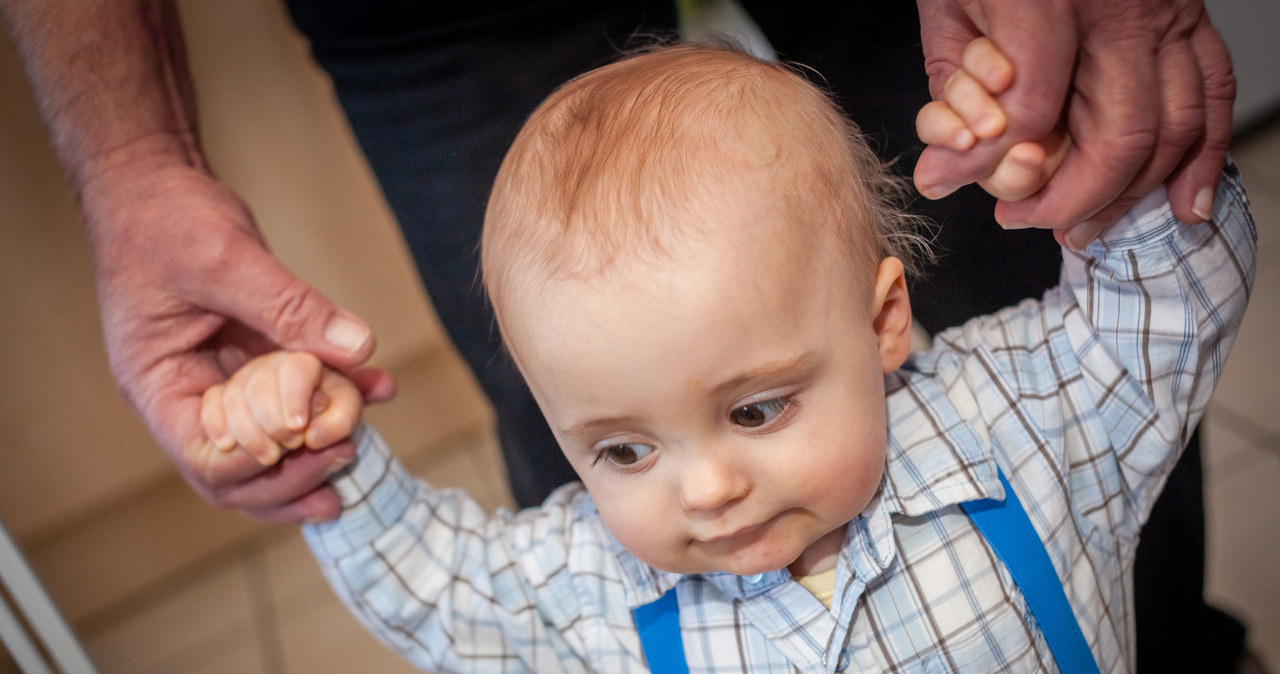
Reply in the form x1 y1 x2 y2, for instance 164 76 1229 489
787 525 847 577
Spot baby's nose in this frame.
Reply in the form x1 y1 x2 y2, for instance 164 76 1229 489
679 451 750 513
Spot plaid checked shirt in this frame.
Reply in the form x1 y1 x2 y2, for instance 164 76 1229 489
305 168 1255 673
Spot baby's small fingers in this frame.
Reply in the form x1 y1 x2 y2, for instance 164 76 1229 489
916 101 976 150
243 365 305 451
944 69 1005 139
980 142 1049 203
200 384 236 452
223 382 284 465
962 37 1013 95
305 371 363 449
278 353 324 433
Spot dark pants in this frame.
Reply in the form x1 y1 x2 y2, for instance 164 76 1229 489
284 2 1242 668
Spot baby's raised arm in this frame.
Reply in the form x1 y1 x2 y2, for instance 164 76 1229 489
201 351 364 466
916 38 1069 204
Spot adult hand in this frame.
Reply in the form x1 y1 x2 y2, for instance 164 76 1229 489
82 144 394 524
914 0 1236 249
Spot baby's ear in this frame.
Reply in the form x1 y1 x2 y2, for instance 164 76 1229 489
871 257 912 373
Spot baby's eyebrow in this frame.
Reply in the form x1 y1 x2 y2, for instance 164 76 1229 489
708 351 818 398
559 352 819 439
561 414 645 440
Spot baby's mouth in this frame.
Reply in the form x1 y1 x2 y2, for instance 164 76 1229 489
701 517 771 544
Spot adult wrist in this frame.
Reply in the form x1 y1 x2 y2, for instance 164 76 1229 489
68 129 204 198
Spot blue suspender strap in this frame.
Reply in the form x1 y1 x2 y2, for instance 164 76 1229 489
962 468 1100 674
632 588 689 674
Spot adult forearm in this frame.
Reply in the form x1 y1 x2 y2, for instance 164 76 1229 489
0 0 201 189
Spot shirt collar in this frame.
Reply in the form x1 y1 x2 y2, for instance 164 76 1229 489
878 364 1002 517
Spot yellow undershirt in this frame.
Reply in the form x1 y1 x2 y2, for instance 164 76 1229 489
792 566 838 609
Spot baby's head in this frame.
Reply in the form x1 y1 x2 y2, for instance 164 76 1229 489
482 44 921 577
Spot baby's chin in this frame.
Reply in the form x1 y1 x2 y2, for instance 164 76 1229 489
628 544 807 578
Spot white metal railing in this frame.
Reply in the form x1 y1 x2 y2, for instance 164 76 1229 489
0 518 98 673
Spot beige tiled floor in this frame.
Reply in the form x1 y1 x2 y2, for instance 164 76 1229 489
4 123 1278 674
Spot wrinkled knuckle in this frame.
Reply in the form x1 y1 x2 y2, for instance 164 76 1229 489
1205 69 1237 104
1163 105 1206 149
924 57 960 99
195 228 256 284
266 286 321 340
1107 126 1161 162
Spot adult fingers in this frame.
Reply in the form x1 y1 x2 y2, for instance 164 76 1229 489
1166 11 1235 223
995 34 1158 228
195 235 377 372
350 366 397 404
241 485 345 525
1051 26 1210 247
205 439 357 516
996 0 1227 235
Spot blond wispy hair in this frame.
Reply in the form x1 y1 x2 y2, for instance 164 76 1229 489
482 42 930 318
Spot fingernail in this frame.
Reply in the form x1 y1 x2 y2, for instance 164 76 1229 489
283 433 304 450
256 448 281 466
919 182 958 200
1064 229 1091 252
323 313 371 354
954 128 975 149
1192 186 1214 221
213 435 236 452
288 413 307 431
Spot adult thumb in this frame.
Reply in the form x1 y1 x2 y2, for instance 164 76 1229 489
204 240 377 370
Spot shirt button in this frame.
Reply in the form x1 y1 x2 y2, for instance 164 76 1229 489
835 648 851 672
745 573 767 585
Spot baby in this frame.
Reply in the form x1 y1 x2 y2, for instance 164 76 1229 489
202 41 1254 672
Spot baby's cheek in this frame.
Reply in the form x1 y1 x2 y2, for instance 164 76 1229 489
809 436 885 514
595 489 681 568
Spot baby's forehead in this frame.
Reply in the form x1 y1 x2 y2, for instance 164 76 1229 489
483 45 894 320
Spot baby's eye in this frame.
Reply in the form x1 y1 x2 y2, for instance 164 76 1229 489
594 442 655 468
729 397 794 429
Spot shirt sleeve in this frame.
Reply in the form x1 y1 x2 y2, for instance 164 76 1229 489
301 424 595 673
947 166 1256 536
